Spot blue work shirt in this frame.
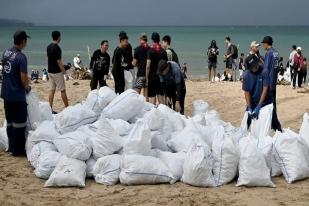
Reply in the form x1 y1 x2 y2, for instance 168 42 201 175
263 47 279 91
1 47 28 102
242 66 271 109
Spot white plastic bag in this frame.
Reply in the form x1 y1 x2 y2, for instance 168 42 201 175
151 131 169 151
212 136 239 186
54 104 98 134
120 154 176 185
53 131 92 161
236 136 275 187
0 127 8 152
26 92 42 130
123 120 151 155
45 156 87 187
157 104 185 132
29 141 57 168
81 118 122 159
39 102 53 121
182 142 216 187
34 151 62 179
250 104 273 138
167 123 206 153
158 151 186 180
102 89 145 121
192 100 209 116
93 154 121 185
107 118 132 136
84 87 117 113
143 108 165 131
86 157 96 178
273 129 309 183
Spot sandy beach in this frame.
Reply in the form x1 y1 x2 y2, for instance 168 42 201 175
0 79 309 206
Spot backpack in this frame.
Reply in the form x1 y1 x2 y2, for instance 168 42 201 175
167 48 179 64
231 44 238 59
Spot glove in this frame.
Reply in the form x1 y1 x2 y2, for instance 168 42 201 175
25 86 31 94
246 106 253 116
252 105 261 120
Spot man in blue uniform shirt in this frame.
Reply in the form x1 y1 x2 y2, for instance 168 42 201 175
1 30 31 156
261 36 282 132
243 54 272 125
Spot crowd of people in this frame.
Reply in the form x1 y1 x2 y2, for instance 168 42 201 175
1 29 308 156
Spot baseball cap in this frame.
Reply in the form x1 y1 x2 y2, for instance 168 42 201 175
297 46 302 51
261 36 273 45
151 32 160 42
14 30 30 43
245 54 259 71
250 41 260 48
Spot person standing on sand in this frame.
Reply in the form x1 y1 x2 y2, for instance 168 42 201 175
47 31 69 113
238 53 245 81
293 47 304 88
146 32 168 105
207 40 219 82
289 45 297 86
303 58 308 84
261 36 282 132
119 31 134 87
243 54 272 127
133 33 149 97
1 30 31 156
73 54 83 80
157 59 186 114
224 37 236 81
112 33 130 94
89 40 110 90
162 35 179 64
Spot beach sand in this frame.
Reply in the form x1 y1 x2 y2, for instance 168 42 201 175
0 79 309 206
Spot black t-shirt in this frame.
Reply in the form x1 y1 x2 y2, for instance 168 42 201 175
47 43 62 73
134 45 149 77
90 49 110 75
207 46 219 63
147 47 168 81
112 45 133 75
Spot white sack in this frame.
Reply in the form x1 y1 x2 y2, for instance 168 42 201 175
86 157 96 178
34 151 62 179
124 70 133 90
0 127 8 152
54 104 98 134
192 100 209 116
250 104 273 138
39 102 53 121
84 87 117 113
273 129 309 183
44 156 86 187
102 89 145 121
181 142 216 187
107 118 132 136
300 113 309 149
123 120 151 155
120 154 176 185
26 92 42 130
158 151 186 180
212 136 239 186
157 104 185 132
53 131 92 161
93 154 121 185
28 141 57 168
236 136 275 187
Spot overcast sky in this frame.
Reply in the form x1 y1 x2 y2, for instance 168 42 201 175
1 0 308 26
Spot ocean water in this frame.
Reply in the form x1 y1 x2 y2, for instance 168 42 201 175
0 26 309 77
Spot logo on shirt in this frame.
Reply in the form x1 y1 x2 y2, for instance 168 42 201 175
4 61 11 73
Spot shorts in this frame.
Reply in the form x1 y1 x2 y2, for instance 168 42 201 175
226 58 233 69
49 72 66 91
208 61 217 69
148 79 163 98
134 76 147 89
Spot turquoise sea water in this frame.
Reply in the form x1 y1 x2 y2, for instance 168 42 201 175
0 26 309 77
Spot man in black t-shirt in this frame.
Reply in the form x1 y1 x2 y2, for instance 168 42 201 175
146 32 168 105
112 33 130 94
133 33 149 97
47 31 68 112
89 40 110 90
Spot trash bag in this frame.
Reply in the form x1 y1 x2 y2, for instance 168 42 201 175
0 127 8 152
34 151 62 179
39 102 53 121
192 100 209 116
158 151 186 180
250 104 273 139
28 141 57 168
26 92 42 131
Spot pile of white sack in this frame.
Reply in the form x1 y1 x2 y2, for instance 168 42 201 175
0 87 309 188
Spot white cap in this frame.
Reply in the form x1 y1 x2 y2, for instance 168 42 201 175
77 54 80 57
250 41 260 48
297 47 302 51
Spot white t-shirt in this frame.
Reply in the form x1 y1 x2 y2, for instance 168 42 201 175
289 50 297 66
73 57 82 69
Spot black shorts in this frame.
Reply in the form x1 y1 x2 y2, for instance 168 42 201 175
208 61 217 69
134 76 147 89
226 59 233 69
148 79 163 97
